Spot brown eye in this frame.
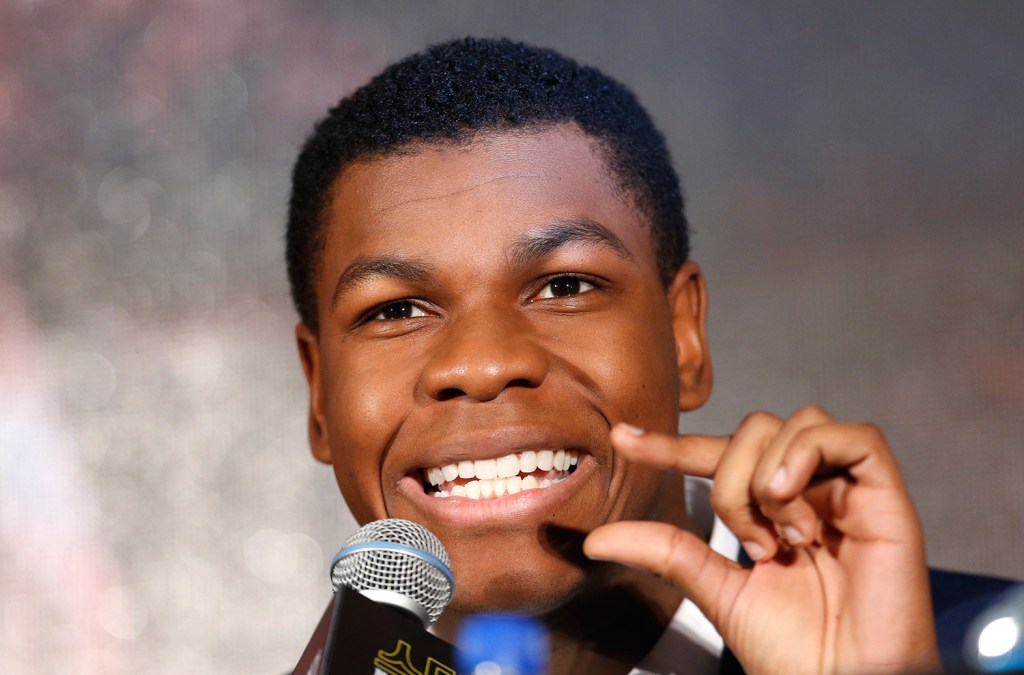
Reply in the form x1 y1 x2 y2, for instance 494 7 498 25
535 276 594 300
373 301 425 320
550 278 581 296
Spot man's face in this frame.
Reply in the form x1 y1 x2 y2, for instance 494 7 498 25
298 125 709 614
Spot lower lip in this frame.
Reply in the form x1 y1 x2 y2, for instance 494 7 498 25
397 456 595 528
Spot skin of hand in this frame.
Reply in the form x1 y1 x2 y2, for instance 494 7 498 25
583 406 941 675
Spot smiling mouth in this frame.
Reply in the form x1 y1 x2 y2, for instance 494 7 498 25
422 449 581 500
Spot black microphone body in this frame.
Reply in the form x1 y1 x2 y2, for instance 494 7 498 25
294 586 457 675
293 519 459 675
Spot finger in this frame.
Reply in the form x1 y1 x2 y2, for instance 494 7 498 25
752 405 833 492
610 424 727 478
709 412 784 561
769 422 919 541
769 422 904 497
751 406 834 547
584 521 744 625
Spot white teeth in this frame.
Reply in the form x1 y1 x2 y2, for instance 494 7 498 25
496 454 519 478
475 458 498 480
536 450 554 471
425 450 580 499
519 451 538 473
479 479 494 499
491 478 506 496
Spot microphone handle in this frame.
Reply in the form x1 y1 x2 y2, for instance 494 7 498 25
293 596 335 675
294 586 458 675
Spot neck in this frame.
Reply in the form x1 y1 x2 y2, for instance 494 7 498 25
545 562 687 674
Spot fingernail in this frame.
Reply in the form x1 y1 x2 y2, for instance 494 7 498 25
782 525 805 545
743 540 767 561
768 465 788 491
618 423 645 436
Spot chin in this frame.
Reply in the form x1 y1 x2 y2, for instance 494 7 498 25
446 538 595 616
450 569 591 617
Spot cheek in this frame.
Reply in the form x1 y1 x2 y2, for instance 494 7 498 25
328 344 418 436
568 311 678 521
585 312 680 430
324 353 417 522
615 464 669 521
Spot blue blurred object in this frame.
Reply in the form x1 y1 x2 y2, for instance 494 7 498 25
456 613 549 675
965 583 1024 672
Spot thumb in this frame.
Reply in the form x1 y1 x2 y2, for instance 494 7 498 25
584 521 743 623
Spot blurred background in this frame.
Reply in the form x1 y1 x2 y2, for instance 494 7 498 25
1 1 1021 672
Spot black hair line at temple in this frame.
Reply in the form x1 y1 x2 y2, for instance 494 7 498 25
286 37 691 334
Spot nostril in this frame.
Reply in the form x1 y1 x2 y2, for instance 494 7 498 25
436 387 465 401
434 379 536 401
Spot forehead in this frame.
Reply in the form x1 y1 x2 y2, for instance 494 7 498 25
319 125 658 284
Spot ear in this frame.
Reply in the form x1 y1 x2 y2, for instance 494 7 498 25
296 323 332 464
667 261 712 411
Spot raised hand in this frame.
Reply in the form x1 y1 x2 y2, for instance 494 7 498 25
583 406 940 675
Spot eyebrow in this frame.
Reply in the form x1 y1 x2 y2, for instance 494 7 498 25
330 256 434 309
507 217 633 269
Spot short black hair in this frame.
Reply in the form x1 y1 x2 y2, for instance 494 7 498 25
286 37 689 332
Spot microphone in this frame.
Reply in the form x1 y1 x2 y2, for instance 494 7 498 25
330 518 455 627
293 519 459 675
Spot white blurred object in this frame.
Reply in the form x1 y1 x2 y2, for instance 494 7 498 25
966 584 1024 672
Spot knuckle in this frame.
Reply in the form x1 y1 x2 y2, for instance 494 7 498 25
660 527 690 574
711 496 752 524
791 404 829 424
708 487 727 513
855 422 887 447
739 410 781 431
791 423 825 450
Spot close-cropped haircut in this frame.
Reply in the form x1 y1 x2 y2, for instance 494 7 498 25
286 37 689 332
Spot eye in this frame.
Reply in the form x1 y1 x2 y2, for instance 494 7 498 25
370 301 427 321
533 276 596 300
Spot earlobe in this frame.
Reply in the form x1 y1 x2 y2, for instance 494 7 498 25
668 261 713 411
296 323 332 464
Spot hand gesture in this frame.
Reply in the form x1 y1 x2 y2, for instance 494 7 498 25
584 407 940 675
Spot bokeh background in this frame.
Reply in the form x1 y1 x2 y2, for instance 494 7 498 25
1 1 1021 673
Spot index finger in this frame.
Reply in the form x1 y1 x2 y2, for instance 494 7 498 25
610 424 728 478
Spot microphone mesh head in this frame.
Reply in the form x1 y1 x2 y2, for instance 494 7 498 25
330 519 454 626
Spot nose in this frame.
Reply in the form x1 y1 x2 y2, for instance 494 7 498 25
419 309 550 402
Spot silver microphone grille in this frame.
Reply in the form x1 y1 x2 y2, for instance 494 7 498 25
330 518 455 626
